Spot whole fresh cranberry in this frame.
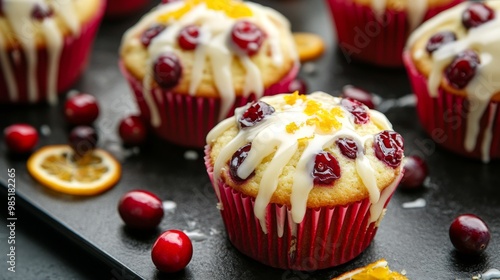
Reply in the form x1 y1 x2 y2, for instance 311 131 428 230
118 190 164 230
152 230 193 273
374 131 404 168
462 3 495 29
68 126 98 158
341 85 375 109
445 50 480 89
64 93 100 126
4 124 38 154
231 20 265 56
336 138 358 160
229 143 253 182
238 101 275 128
288 79 308 94
341 98 370 124
153 53 182 89
426 31 457 54
118 115 147 146
141 24 166 47
400 156 428 189
32 4 53 21
449 214 490 255
178 25 201 50
312 152 341 185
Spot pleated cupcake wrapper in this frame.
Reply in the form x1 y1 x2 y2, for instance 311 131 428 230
105 0 150 18
204 147 398 270
403 51 500 160
120 62 299 148
326 0 463 67
0 0 106 104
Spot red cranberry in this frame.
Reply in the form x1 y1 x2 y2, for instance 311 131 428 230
118 190 164 230
64 93 100 126
449 214 490 255
178 25 201 50
341 85 375 109
68 126 98 158
4 124 38 154
229 143 253 182
445 50 480 89
141 24 166 47
336 138 358 160
153 53 182 89
118 115 147 146
152 230 193 273
374 131 404 168
341 98 370 124
288 79 308 94
400 156 428 189
231 21 265 56
462 3 495 29
426 31 457 54
238 101 275 128
32 4 53 21
312 152 341 185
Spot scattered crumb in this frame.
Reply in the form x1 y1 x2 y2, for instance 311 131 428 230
184 150 199 160
40 125 51 136
402 198 426 209
183 229 208 242
401 269 407 276
302 62 316 75
162 200 177 214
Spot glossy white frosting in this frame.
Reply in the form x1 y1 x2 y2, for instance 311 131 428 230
0 0 81 104
371 0 428 30
122 0 297 128
408 1 500 162
207 92 403 234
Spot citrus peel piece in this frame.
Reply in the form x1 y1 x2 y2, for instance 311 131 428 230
293 32 325 62
27 145 121 196
332 259 408 280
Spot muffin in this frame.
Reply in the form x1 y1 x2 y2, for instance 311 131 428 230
120 0 299 148
205 92 405 270
0 0 106 104
106 0 151 18
326 0 464 67
403 1 500 162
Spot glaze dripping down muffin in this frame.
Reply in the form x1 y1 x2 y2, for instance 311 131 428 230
120 0 299 147
205 92 404 270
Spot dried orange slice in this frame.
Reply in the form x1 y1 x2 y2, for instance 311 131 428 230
293 32 325 62
332 259 408 280
27 145 121 196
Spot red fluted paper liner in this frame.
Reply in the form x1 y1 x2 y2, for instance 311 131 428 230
403 51 500 160
105 0 150 18
0 0 106 104
326 0 464 67
120 62 299 148
204 146 400 270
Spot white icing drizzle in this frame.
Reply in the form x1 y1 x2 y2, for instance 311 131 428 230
370 0 428 30
1 0 81 103
122 1 296 126
208 92 401 233
407 1 500 162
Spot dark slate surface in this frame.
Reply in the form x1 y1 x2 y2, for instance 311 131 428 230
1 0 499 279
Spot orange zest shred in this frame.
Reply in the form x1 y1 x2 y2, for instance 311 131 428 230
286 122 300 134
158 0 252 22
304 100 343 132
284 91 306 105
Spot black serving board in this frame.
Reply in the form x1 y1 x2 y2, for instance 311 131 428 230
1 0 500 279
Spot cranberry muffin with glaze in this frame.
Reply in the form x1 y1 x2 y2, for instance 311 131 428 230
205 92 405 270
0 0 105 104
326 0 464 67
404 0 500 162
120 0 299 147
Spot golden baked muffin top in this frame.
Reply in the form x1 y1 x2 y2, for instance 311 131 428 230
407 1 500 101
206 92 404 227
0 0 102 49
120 0 298 110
